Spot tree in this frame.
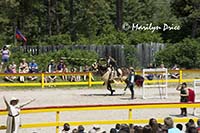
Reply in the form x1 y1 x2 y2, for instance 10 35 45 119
171 0 200 38
155 38 200 68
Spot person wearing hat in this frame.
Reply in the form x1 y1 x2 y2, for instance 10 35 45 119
127 67 135 99
176 82 189 116
3 96 35 133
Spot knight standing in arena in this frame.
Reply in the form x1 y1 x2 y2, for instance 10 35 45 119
128 67 135 99
176 82 189 116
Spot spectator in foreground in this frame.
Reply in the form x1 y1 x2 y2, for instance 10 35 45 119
143 125 152 133
176 123 183 132
188 127 197 133
77 125 85 133
164 117 181 133
197 119 200 132
115 123 120 132
72 128 78 133
110 128 117 133
61 123 70 133
185 119 196 133
149 118 160 132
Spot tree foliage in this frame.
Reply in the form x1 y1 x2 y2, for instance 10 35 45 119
0 0 200 68
155 38 200 69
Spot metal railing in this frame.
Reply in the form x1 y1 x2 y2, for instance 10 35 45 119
0 102 200 132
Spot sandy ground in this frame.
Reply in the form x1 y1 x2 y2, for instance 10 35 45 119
0 85 200 133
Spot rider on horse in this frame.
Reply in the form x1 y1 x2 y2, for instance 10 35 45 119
107 55 121 77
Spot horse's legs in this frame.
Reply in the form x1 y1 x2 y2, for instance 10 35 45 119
124 79 129 91
107 82 115 95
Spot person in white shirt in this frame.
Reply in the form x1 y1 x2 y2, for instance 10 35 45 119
3 96 35 133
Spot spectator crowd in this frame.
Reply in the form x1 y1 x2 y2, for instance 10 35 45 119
60 117 200 133
1 57 90 84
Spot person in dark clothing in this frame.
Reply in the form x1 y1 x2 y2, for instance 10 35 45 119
107 56 117 68
107 55 120 77
176 82 189 116
128 67 135 99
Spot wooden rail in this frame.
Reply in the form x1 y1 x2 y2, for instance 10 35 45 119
0 69 199 88
0 102 200 132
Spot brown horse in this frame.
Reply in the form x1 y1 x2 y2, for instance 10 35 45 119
92 61 144 96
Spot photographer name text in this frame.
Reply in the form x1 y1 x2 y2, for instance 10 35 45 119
122 22 181 32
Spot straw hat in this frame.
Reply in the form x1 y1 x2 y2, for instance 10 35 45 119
10 97 19 103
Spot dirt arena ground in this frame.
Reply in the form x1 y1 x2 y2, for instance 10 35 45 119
0 85 200 133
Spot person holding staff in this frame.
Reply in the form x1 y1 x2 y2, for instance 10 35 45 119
3 96 35 133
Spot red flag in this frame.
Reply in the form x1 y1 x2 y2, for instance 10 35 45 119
16 29 27 42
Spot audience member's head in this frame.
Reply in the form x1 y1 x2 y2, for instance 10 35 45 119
134 125 143 133
186 120 196 133
197 119 200 132
149 118 159 132
189 119 196 126
164 117 174 129
88 129 96 133
159 124 168 133
63 123 70 131
119 124 129 133
188 127 198 133
129 124 134 129
176 123 183 131
129 124 135 133
77 125 85 133
115 123 121 131
72 128 78 133
197 119 200 127
110 128 117 133
143 125 152 133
